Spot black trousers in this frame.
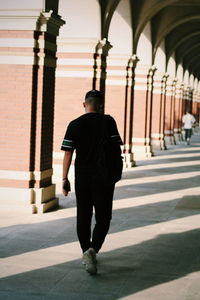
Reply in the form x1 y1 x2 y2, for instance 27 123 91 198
185 129 192 140
75 173 115 253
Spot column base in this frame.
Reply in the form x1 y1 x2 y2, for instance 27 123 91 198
32 184 59 214
32 197 59 214
151 139 167 151
174 133 182 143
123 153 136 168
164 135 176 146
132 145 153 160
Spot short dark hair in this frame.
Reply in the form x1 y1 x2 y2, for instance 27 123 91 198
85 90 103 111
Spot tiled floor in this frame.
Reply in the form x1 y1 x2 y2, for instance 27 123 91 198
1 133 200 300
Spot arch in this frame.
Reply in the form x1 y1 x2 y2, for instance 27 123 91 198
153 15 200 55
167 31 200 61
189 74 195 88
176 64 184 82
108 0 132 55
136 22 152 65
58 0 101 39
102 0 121 38
154 40 166 73
190 61 200 79
176 43 200 65
134 0 183 48
185 54 200 71
185 53 200 72
166 23 200 60
194 78 199 90
183 70 190 86
167 54 176 78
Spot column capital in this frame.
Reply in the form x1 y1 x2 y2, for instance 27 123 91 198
0 9 65 33
37 11 65 35
95 38 112 56
128 54 140 68
149 64 157 74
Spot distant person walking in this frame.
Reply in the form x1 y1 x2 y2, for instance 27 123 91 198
61 90 123 275
182 111 196 145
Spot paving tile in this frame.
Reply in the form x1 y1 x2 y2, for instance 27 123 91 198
0 135 200 300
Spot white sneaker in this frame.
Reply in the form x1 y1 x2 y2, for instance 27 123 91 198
82 249 97 275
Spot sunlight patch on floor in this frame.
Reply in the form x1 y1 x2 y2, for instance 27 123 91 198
1 214 200 279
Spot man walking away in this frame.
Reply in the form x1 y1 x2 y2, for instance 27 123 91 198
182 110 196 145
61 90 123 275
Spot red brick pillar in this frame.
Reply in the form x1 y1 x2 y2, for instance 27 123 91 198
184 86 191 113
198 94 200 124
193 90 200 122
179 84 185 140
198 93 200 124
164 77 176 146
192 90 197 119
176 83 185 141
159 74 169 149
151 72 167 150
0 11 64 213
172 80 181 143
132 65 155 159
123 55 139 167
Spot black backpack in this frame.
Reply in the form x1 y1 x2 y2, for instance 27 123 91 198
95 115 123 185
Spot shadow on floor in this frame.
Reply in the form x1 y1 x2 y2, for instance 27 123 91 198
1 194 200 259
1 228 200 300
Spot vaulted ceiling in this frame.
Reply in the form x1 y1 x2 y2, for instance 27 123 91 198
99 0 200 79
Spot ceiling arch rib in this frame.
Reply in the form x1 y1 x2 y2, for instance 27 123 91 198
165 23 200 60
150 2 200 80
182 48 200 78
192 62 200 80
186 55 200 75
134 0 184 48
183 50 200 70
101 0 200 84
153 16 200 58
101 0 120 38
176 42 200 65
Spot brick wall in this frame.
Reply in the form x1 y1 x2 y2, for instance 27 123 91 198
0 30 34 188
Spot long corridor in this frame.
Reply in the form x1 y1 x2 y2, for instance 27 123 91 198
0 133 200 300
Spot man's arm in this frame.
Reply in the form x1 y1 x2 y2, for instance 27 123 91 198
62 151 73 196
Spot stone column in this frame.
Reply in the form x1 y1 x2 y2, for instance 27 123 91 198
198 94 200 124
146 65 157 154
31 12 65 213
151 71 167 150
183 86 190 113
192 90 198 118
171 79 179 143
159 74 169 150
176 83 185 141
164 77 176 146
132 64 156 159
0 8 64 213
123 55 139 167
93 38 112 110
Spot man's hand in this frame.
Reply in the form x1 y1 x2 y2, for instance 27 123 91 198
62 178 71 197
62 151 73 197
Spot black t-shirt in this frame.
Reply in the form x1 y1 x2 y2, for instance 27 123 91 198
61 113 122 170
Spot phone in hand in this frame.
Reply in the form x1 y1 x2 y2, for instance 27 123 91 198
63 179 71 192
